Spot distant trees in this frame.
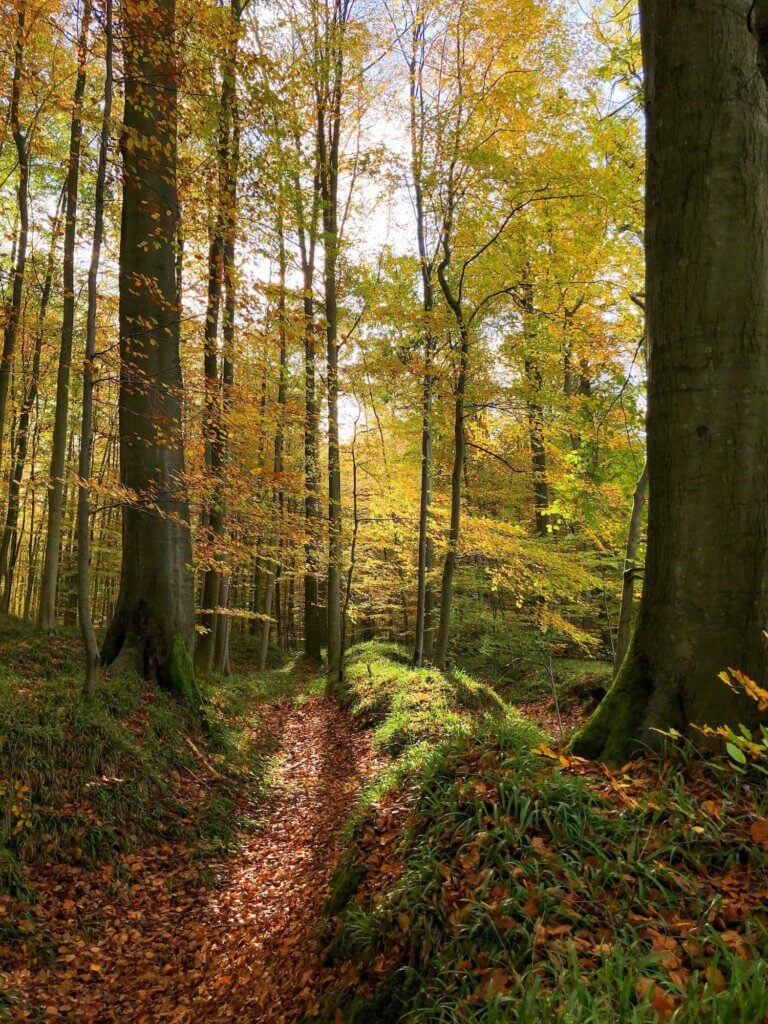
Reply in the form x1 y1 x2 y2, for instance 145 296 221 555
0 0 646 706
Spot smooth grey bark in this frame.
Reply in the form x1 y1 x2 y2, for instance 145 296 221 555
0 6 29 471
612 461 647 679
408 11 436 668
258 219 288 671
317 1 349 684
79 0 113 698
572 0 768 762
37 0 92 634
101 0 199 706
195 3 240 673
294 136 322 662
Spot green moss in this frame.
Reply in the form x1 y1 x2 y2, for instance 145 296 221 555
569 640 653 764
168 632 205 718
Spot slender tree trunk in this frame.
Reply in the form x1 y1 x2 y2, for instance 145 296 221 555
409 14 436 667
101 0 199 705
525 358 549 537
434 322 469 671
0 5 29 470
37 0 92 633
319 67 344 683
613 461 647 678
300 226 322 661
258 218 288 670
572 0 768 762
79 0 112 697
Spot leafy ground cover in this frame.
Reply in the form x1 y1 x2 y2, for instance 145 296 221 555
0 620 314 1019
315 662 768 1023
338 642 518 759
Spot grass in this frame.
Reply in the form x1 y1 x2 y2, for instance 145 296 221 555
317 652 768 1024
338 641 520 759
0 618 305 899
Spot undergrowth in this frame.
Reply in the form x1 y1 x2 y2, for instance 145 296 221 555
318 653 768 1023
0 619 303 899
338 642 517 758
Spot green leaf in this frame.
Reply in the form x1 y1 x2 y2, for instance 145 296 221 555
726 742 747 765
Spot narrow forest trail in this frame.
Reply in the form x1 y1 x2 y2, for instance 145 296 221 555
12 689 377 1023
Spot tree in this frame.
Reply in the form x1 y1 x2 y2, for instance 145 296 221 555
0 2 30 469
100 0 200 705
78 0 113 698
572 0 768 762
37 0 92 634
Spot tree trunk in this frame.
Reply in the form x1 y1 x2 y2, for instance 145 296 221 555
300 219 322 661
101 0 199 707
0 5 29 471
572 0 768 762
409 13 436 668
194 0 240 674
525 358 549 537
258 217 288 671
318 49 344 684
434 322 469 671
37 0 92 633
79 0 112 698
612 461 647 679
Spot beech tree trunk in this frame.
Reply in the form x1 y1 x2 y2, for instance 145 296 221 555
409 12 435 668
318 19 345 684
572 0 768 762
79 0 112 698
0 5 29 470
195 3 240 673
101 0 199 705
37 0 92 633
434 322 469 671
612 461 647 679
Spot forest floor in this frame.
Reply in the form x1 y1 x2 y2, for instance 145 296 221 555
3 683 380 1023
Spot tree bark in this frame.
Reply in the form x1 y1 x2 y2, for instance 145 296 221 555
195 6 240 672
433 321 468 671
258 218 288 671
317 7 346 684
0 4 29 471
612 461 647 679
409 10 436 667
101 0 200 706
37 0 92 633
79 0 113 698
572 0 768 762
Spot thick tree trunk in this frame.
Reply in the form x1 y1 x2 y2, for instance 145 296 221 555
79 0 112 698
0 6 29 471
101 0 199 706
37 0 92 633
612 461 647 679
572 0 768 762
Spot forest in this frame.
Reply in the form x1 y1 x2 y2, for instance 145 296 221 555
0 0 767 1020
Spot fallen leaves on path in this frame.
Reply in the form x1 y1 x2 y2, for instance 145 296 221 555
3 694 377 1023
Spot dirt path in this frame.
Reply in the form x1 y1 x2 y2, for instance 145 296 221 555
11 693 375 1023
